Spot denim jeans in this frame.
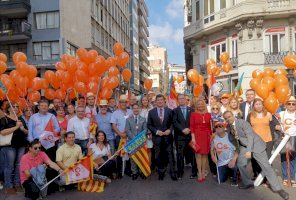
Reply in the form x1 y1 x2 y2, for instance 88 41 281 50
1 146 25 188
281 152 296 181
217 164 238 183
75 139 89 156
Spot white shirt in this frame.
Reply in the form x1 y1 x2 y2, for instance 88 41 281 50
244 102 252 120
85 106 98 119
89 143 110 159
221 105 227 114
279 111 296 132
67 116 90 140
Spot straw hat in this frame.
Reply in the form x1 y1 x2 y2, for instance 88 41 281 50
86 92 95 98
286 96 296 103
119 95 128 102
99 100 108 106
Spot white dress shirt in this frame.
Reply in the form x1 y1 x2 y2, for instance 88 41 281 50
67 116 90 140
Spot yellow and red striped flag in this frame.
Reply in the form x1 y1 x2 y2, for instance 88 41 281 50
130 146 151 177
78 179 105 193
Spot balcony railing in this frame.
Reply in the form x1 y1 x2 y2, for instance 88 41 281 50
267 0 291 8
0 0 31 16
264 51 289 65
0 20 31 41
230 57 238 68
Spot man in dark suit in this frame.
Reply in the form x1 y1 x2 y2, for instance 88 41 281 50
240 89 255 120
173 94 197 179
223 111 289 200
147 94 177 181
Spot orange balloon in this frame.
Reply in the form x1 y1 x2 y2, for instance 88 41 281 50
206 59 216 68
75 70 88 83
95 55 107 72
117 52 130 67
7 89 18 102
55 70 65 81
9 70 21 83
144 79 153 90
28 91 41 103
274 69 288 77
274 74 288 86
55 62 66 71
76 60 88 73
187 69 199 84
262 76 275 91
220 52 230 64
0 61 7 75
16 62 28 77
105 57 117 68
107 76 119 89
100 88 113 99
51 76 60 90
77 48 88 62
55 89 66 100
74 81 87 94
87 50 98 64
213 67 221 76
12 52 27 65
122 68 132 82
0 53 7 63
275 85 291 104
31 77 42 91
264 92 280 114
252 69 263 79
67 89 76 100
0 74 14 90
40 78 49 90
67 59 78 75
101 76 110 88
222 63 232 73
44 89 55 100
108 66 119 77
44 70 55 83
113 42 124 56
250 78 261 91
193 84 203 97
27 65 37 80
15 86 27 98
198 74 204 86
60 54 73 66
283 55 296 69
207 64 217 75
263 68 274 78
89 76 101 84
16 98 27 111
15 76 29 90
256 83 269 100
88 81 98 94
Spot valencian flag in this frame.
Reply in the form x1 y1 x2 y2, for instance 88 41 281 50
78 179 105 193
65 155 94 185
124 130 151 177
39 116 59 149
234 72 244 96
167 75 178 109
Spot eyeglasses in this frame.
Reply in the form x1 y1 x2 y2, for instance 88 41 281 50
215 125 224 129
287 103 296 106
100 105 107 108
212 108 219 110
186 99 190 101
33 146 41 150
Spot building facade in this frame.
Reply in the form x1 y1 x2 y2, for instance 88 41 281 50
129 0 150 93
184 0 296 95
168 64 187 94
148 45 169 93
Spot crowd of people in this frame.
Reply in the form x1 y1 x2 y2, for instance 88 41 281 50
0 89 295 200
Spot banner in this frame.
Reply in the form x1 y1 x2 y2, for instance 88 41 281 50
124 130 146 154
65 155 93 185
39 131 59 150
131 146 151 177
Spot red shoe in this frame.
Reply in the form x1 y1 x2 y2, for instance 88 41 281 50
197 178 204 183
202 178 206 181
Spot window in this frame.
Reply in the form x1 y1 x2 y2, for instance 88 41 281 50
220 0 226 9
35 11 59 29
210 42 226 62
199 47 206 65
0 44 26 61
66 42 78 56
204 0 215 16
264 33 285 53
196 1 200 21
33 41 59 60
231 39 238 58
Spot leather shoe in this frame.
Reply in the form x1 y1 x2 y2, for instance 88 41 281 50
171 174 178 181
158 173 164 180
277 190 289 200
239 184 254 189
132 174 138 180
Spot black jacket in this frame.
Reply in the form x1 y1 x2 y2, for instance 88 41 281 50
173 106 193 141
147 107 173 137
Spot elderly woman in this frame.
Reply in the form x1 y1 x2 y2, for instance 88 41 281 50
0 103 28 195
190 98 212 182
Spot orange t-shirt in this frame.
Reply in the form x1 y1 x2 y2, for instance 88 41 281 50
250 114 272 142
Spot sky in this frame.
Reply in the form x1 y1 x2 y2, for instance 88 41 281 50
146 0 185 65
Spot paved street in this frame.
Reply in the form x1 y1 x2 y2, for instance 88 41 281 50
1 167 295 200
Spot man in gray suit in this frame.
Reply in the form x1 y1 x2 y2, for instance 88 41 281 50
223 111 289 200
125 103 147 180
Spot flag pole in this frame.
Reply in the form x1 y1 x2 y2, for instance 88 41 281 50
96 147 123 171
94 78 102 107
40 172 63 191
6 94 18 119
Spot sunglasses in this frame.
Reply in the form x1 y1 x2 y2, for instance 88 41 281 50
212 108 219 110
215 125 224 129
100 105 108 108
287 103 296 106
33 146 41 150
